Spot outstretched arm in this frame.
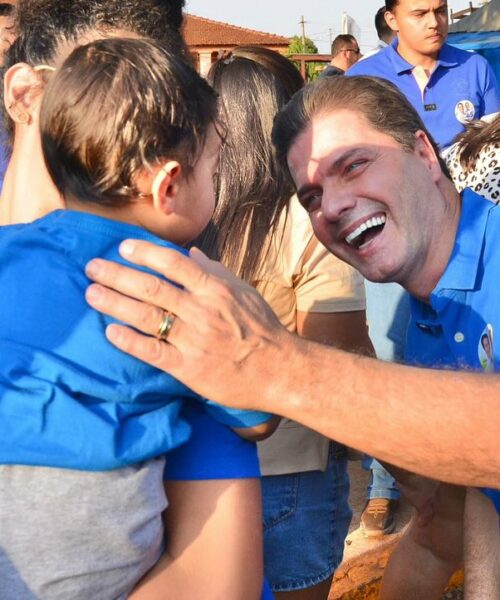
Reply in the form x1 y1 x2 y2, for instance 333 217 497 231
85 241 500 487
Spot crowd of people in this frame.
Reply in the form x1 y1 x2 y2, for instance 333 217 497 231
0 1 499 599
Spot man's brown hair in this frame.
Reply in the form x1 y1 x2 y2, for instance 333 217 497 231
331 33 358 56
272 75 450 176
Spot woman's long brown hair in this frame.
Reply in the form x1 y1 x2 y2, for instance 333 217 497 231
455 113 500 170
199 46 304 283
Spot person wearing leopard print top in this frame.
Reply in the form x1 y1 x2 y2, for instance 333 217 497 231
445 112 500 203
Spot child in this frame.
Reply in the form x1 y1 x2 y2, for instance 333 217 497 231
0 37 272 598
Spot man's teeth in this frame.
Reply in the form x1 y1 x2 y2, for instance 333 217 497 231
345 215 386 246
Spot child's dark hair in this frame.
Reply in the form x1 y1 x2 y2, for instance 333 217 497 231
40 37 217 206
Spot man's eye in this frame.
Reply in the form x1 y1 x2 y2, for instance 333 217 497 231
345 160 366 174
300 193 322 213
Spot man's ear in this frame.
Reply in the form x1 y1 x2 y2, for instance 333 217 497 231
384 10 398 32
4 63 45 126
151 161 183 215
414 130 442 182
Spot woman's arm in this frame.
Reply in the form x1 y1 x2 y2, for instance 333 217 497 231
130 403 264 600
296 310 373 354
129 478 263 600
232 415 281 441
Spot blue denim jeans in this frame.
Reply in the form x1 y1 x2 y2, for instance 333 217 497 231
362 456 400 500
363 280 410 501
364 280 410 362
261 443 351 592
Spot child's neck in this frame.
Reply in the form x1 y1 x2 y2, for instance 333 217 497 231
65 195 186 248
66 196 142 228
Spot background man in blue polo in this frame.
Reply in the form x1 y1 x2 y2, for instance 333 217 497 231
279 75 499 600
348 0 500 149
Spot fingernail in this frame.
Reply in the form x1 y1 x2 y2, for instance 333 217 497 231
120 240 136 257
85 284 102 304
85 259 103 278
106 324 122 343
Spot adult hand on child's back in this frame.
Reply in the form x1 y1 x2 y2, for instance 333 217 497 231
85 241 292 410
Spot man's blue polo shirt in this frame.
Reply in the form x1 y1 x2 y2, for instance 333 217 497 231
347 39 500 149
406 189 500 512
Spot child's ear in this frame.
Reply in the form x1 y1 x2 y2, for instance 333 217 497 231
152 161 183 215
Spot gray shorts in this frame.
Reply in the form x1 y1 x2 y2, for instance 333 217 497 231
0 457 166 599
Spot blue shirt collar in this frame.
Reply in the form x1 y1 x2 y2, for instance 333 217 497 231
410 189 494 323
433 189 495 295
388 38 458 74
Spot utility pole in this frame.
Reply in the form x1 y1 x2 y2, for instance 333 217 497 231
299 15 307 51
329 28 332 49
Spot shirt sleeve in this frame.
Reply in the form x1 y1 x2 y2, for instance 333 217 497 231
294 236 366 314
198 398 272 428
479 59 500 117
481 488 500 516
164 402 261 480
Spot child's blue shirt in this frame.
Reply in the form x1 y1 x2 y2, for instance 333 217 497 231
0 210 270 470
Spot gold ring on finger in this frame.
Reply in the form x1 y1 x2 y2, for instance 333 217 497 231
156 311 176 341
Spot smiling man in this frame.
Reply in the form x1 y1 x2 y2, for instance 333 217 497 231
286 104 456 295
345 0 500 538
275 74 499 599
348 0 500 149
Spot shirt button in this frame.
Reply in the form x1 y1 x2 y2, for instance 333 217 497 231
454 332 465 343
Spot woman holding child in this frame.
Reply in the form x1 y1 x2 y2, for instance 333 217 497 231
0 1 270 598
0 3 371 599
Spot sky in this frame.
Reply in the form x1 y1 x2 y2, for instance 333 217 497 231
185 0 480 53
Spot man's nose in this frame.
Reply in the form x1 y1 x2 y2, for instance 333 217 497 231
427 11 439 27
321 187 356 222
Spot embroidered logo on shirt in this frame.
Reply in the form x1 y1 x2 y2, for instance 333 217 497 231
478 324 494 372
454 100 475 124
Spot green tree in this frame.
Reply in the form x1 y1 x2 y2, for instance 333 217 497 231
287 35 323 81
287 35 318 55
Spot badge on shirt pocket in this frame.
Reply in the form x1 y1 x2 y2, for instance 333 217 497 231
455 100 475 124
478 324 494 372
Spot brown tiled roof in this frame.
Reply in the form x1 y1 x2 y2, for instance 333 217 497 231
183 14 290 48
